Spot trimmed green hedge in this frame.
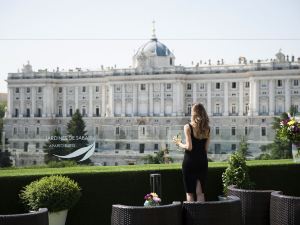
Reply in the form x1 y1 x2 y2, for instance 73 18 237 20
0 160 299 225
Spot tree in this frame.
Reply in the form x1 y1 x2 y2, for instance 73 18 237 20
236 137 251 158
66 109 91 164
258 111 293 160
43 129 67 163
0 151 12 167
144 148 173 164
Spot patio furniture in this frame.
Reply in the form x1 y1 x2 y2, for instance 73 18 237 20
270 191 300 225
111 202 182 225
182 196 242 225
0 208 49 225
228 185 273 225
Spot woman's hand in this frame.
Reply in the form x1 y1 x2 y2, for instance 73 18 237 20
172 136 181 146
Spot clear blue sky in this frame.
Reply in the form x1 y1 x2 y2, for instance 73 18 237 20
0 0 300 92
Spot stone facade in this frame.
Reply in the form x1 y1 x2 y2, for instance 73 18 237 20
3 38 300 167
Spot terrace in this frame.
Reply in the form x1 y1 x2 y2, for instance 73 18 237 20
0 159 299 225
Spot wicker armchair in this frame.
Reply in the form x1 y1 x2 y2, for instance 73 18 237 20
228 185 274 225
0 208 49 225
111 202 182 225
182 196 242 225
270 191 300 225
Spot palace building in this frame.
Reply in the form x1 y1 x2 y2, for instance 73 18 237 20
3 31 300 166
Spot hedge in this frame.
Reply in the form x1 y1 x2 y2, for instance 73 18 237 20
0 161 299 225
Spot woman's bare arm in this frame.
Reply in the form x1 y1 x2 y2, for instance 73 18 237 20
173 124 192 151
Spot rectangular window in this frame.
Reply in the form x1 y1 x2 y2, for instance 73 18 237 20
95 127 98 135
82 86 86 92
166 83 171 89
95 142 99 149
232 104 236 114
26 108 30 117
261 127 266 136
36 127 39 135
96 86 100 92
26 87 30 93
215 127 220 135
25 127 28 135
231 127 236 136
139 143 145 153
231 144 236 151
115 143 120 149
15 88 19 93
216 83 220 89
232 82 236 89
141 84 146 90
294 80 299 86
24 142 28 152
58 87 62 93
199 83 205 89
58 106 62 116
38 87 42 93
215 144 221 154
277 80 282 87
187 83 192 90
126 143 130 150
15 108 19 117
13 127 17 135
245 127 248 135
36 143 40 149
116 127 120 135
154 143 159 150
245 82 250 88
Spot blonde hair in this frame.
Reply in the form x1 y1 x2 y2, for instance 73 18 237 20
191 103 210 139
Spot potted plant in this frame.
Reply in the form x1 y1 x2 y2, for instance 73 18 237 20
19 175 81 225
277 114 300 162
222 151 275 225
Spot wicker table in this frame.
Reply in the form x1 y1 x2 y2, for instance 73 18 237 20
111 202 182 225
228 185 274 225
270 191 300 225
182 196 242 225
0 208 49 225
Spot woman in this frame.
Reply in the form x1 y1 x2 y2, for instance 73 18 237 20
173 103 210 202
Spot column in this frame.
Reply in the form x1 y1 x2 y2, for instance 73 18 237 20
48 86 54 117
224 81 229 116
7 88 13 118
121 84 125 116
207 82 212 116
149 83 153 116
20 87 24 117
285 79 291 112
269 80 275 115
101 85 106 117
192 83 197 103
42 86 47 117
132 84 137 116
254 80 259 116
109 84 114 117
160 83 165 116
172 83 177 116
238 82 244 116
31 87 36 117
75 86 79 111
63 87 67 117
177 82 184 116
89 86 93 117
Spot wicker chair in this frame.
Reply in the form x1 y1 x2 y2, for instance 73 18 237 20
0 208 49 225
228 185 274 225
111 202 182 225
270 191 300 225
182 196 242 225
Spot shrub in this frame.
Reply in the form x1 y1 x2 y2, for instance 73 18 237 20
47 160 78 168
19 175 81 212
222 152 254 196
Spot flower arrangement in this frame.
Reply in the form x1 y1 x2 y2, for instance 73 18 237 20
277 115 300 157
144 192 161 206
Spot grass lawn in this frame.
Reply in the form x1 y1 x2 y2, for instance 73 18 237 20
0 159 294 177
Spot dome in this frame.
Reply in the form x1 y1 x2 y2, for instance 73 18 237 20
135 38 173 57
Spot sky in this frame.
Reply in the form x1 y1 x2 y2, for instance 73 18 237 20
0 0 300 93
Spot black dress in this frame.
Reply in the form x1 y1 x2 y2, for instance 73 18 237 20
182 123 208 194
